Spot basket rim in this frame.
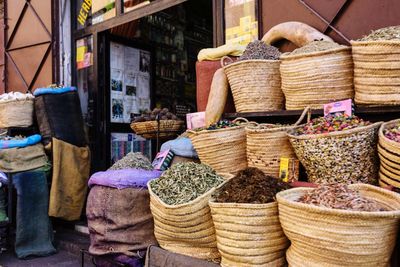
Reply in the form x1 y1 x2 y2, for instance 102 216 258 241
223 58 281 69
351 40 400 46
287 121 382 140
280 46 351 60
186 124 246 136
245 123 295 133
130 120 184 126
276 184 400 218
379 118 400 148
208 197 278 208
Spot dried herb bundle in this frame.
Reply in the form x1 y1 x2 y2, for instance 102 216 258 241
299 183 386 212
290 40 345 55
150 162 224 205
239 40 281 61
108 152 153 170
214 167 291 204
358 26 400 41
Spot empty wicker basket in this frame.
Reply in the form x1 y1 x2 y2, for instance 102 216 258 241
222 57 283 112
280 46 354 110
352 40 400 105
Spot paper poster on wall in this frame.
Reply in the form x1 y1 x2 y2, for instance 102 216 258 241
110 42 151 123
111 132 152 163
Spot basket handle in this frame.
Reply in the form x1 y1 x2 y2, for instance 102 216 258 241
233 117 249 124
293 106 311 126
220 56 234 67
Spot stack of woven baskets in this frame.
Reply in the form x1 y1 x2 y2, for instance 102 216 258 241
378 119 400 189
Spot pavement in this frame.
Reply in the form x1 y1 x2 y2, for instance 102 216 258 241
0 228 95 267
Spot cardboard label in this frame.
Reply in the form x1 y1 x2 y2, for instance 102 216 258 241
324 99 353 117
152 149 174 171
186 112 205 130
279 157 300 183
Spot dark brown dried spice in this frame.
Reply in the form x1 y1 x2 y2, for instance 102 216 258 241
214 167 291 204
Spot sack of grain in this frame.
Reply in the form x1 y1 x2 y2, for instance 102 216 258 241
0 92 34 128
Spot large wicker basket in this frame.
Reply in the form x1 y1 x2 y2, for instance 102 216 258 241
0 99 34 128
378 119 400 189
147 182 220 261
287 121 382 184
130 120 184 139
187 118 248 175
277 184 400 267
352 40 400 105
222 57 283 112
245 108 309 177
209 199 288 267
280 47 354 110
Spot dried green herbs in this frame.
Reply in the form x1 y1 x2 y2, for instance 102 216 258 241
299 184 386 212
214 167 291 204
150 162 224 205
194 120 240 132
290 40 345 55
108 152 153 170
358 26 400 41
239 40 281 61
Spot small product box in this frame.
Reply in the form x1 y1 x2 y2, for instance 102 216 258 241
279 157 300 183
152 149 174 171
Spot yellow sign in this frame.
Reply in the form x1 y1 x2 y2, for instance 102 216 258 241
78 0 92 26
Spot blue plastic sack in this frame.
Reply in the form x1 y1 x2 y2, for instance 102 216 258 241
0 134 41 149
160 137 198 158
33 86 76 96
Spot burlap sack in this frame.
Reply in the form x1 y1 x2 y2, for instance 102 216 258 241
87 186 157 256
0 144 48 173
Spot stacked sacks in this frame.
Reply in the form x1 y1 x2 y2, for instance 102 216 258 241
87 153 161 265
148 162 225 260
378 119 400 189
0 92 34 128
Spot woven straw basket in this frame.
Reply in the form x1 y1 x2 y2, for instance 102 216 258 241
245 108 309 177
0 99 34 128
378 119 400 189
280 47 354 110
277 184 400 267
130 120 184 139
187 118 248 175
148 182 220 261
352 40 400 105
222 57 283 112
287 121 382 184
209 198 289 267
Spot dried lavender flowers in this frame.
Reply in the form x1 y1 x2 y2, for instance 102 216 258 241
150 162 224 205
298 183 386 212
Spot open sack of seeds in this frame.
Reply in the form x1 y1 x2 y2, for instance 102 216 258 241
0 92 34 128
87 153 160 259
148 162 226 261
378 119 400 189
209 168 290 267
187 119 248 175
287 113 382 184
277 183 400 267
352 26 400 105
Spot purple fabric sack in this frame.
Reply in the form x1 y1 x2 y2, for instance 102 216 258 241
88 169 162 189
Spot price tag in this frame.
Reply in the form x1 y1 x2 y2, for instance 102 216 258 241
323 99 353 117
